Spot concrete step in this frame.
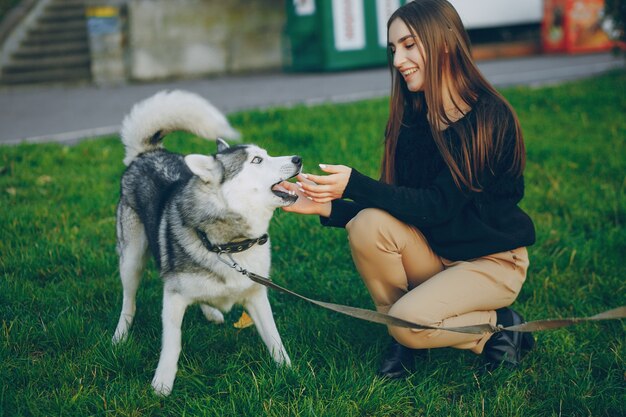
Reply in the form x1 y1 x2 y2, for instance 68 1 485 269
23 29 87 45
12 41 90 59
46 0 86 10
2 54 90 73
29 20 86 34
0 0 91 86
0 68 91 85
50 0 85 5
39 9 85 23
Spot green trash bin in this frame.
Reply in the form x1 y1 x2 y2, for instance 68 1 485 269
284 0 409 71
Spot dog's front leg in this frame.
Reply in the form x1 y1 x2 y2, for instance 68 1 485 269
152 289 190 396
245 288 291 367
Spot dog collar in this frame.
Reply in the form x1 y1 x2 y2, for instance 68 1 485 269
196 229 268 254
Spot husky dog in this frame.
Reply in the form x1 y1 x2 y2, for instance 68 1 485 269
112 90 300 396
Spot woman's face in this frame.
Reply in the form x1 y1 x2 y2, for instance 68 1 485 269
388 18 426 92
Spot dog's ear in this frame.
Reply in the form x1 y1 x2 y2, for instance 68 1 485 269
184 154 222 183
216 138 230 153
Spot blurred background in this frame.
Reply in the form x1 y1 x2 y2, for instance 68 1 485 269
0 0 622 87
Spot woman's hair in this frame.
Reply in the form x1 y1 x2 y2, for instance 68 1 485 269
382 0 526 191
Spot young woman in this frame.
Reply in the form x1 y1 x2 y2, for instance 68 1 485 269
281 0 536 378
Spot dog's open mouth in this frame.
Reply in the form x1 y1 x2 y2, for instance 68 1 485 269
271 180 298 204
271 169 300 204
271 182 291 197
270 158 302 205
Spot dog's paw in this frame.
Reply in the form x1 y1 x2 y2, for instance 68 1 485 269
112 315 134 344
112 329 128 345
151 376 173 397
275 351 292 367
200 304 225 324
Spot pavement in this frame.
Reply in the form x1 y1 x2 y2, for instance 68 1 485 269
0 51 624 145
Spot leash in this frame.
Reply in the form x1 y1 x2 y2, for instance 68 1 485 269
215 251 626 335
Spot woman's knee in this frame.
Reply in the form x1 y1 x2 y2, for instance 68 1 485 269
346 208 396 252
347 208 386 235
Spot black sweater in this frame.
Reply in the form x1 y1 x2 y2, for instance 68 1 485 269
320 98 535 261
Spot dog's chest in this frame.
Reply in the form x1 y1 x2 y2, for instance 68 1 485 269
166 248 271 310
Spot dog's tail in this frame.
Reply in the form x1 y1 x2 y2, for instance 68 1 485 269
120 90 241 166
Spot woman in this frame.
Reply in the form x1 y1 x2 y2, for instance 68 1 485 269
282 0 536 378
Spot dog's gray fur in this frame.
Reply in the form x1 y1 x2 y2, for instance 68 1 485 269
112 90 300 396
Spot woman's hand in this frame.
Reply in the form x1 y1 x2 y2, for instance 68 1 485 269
297 164 352 204
280 175 331 217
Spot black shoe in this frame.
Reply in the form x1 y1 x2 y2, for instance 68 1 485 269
377 340 416 379
483 307 534 371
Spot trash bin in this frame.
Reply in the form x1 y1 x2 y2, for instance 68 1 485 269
284 0 408 71
542 0 614 53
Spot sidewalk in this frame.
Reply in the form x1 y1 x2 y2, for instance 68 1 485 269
0 52 624 145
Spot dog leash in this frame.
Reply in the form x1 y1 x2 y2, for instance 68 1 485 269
215 251 626 335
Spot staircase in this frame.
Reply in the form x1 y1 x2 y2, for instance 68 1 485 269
1 0 91 85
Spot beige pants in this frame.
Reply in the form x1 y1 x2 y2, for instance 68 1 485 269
346 208 529 354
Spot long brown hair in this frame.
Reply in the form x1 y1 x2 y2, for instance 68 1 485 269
382 0 525 191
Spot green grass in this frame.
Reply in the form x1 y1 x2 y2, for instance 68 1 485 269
1 71 625 416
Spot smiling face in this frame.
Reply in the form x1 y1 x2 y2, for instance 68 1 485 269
388 18 427 92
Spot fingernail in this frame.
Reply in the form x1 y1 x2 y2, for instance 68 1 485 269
306 196 313 201
296 182 302 187
319 164 326 169
301 173 308 178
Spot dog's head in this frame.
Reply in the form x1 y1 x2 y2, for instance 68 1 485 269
184 139 302 211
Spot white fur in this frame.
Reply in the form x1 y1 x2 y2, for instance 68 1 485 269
120 90 241 166
184 154 222 183
221 145 298 235
113 96 300 396
149 247 291 396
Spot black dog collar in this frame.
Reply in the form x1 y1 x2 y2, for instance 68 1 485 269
196 229 268 254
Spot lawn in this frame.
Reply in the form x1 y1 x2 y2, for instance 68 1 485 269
1 71 625 416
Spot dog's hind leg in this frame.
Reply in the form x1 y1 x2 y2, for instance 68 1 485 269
244 288 291 367
152 287 190 396
200 304 225 324
113 203 149 344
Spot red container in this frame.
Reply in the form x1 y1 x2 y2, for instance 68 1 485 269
542 0 614 53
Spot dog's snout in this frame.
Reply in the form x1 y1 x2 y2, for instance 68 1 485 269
292 156 302 166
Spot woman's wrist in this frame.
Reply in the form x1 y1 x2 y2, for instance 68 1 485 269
319 201 332 218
